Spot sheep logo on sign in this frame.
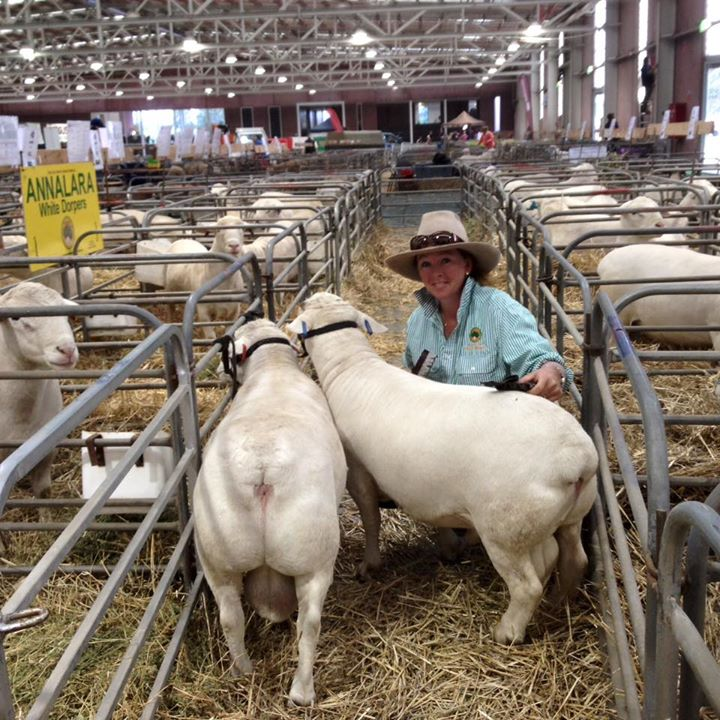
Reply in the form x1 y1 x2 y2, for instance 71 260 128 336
61 215 75 249
469 327 482 343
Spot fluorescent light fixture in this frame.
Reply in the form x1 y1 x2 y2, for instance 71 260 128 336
365 49 377 58
482 75 489 81
176 80 186 88
309 88 317 95
75 83 85 91
294 82 304 90
475 81 483 88
524 22 543 37
349 29 372 46
387 79 395 86
26 94 36 100
586 64 594 75
381 72 391 79
24 77 35 85
254 65 266 75
204 87 213 94
146 95 154 100
138 71 150 81
181 38 204 53
90 61 103 71
374 61 385 71
115 89 124 96
699 17 711 33
488 67 498 75
508 41 520 52
495 56 506 66
277 75 287 83
392 86 398 91
113 13 124 20
19 46 36 60
227 91 236 98
66 98 73 104
225 53 238 64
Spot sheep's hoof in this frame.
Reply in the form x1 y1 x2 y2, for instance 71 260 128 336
231 656 253 677
288 680 315 707
491 620 526 646
356 555 382 581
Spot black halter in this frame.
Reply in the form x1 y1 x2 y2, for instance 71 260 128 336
214 334 293 397
297 320 358 356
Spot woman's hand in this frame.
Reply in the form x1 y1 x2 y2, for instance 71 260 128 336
519 362 566 402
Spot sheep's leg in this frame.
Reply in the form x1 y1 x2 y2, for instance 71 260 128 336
289 565 333 706
30 452 54 524
553 522 588 600
345 457 382 577
206 572 253 676
530 536 559 588
483 540 545 645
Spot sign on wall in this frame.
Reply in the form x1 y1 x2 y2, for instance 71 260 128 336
21 162 103 270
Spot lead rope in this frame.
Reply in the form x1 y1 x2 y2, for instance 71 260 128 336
214 334 240 397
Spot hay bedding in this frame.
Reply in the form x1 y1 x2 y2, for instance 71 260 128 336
0 224 618 719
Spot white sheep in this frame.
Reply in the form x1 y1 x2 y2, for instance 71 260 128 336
287 292 598 644
164 216 246 338
597 244 720 348
193 319 346 705
0 282 78 500
101 208 186 242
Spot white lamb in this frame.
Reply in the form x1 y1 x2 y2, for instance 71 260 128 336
287 292 598 644
0 282 78 500
164 216 246 338
597 244 720 349
193 319 345 705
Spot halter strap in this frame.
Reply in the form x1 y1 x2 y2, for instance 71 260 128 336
298 320 358 356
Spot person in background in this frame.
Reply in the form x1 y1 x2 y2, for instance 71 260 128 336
304 136 316 154
640 56 655 115
479 123 496 149
385 210 571 401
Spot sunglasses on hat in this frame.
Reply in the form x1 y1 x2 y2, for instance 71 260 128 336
409 231 465 251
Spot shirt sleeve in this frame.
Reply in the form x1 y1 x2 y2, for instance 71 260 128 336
495 296 574 387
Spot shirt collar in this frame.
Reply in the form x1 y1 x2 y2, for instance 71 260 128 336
414 277 479 322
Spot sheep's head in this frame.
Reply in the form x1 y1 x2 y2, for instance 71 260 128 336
286 292 388 337
213 216 245 257
0 282 78 369
619 197 664 231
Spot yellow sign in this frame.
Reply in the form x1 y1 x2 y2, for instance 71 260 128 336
21 162 103 271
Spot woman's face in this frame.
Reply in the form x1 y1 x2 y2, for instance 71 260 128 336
417 250 472 303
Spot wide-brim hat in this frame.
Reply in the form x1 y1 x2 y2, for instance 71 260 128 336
385 210 500 282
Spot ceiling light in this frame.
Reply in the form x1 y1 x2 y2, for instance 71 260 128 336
181 38 204 53
524 22 543 37
482 75 489 81
374 61 385 71
586 64 594 75
204 87 213 94
147 95 154 100
488 68 498 75
113 13 124 20
254 65 266 75
495 56 506 66
365 49 377 58
348 29 372 46
26 94 36 100
138 71 150 81
176 80 186 88
227 91 236 98
75 83 85 91
508 41 520 52
475 81 483 88
699 18 712 33
392 86 398 91
115 90 124 96
277 75 287 83
381 72 391 80
309 88 317 95
225 53 238 64
66 98 73 104
24 77 35 85
387 79 395 86
294 83 304 90
90 61 103 71
19 46 36 61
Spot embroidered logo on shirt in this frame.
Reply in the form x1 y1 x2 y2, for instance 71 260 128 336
469 327 482 343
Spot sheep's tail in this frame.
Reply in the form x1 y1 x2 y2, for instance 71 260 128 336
244 566 297 623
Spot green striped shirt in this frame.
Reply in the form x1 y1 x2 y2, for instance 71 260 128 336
403 278 573 387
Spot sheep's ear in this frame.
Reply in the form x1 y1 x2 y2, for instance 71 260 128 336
286 316 306 335
357 311 387 335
